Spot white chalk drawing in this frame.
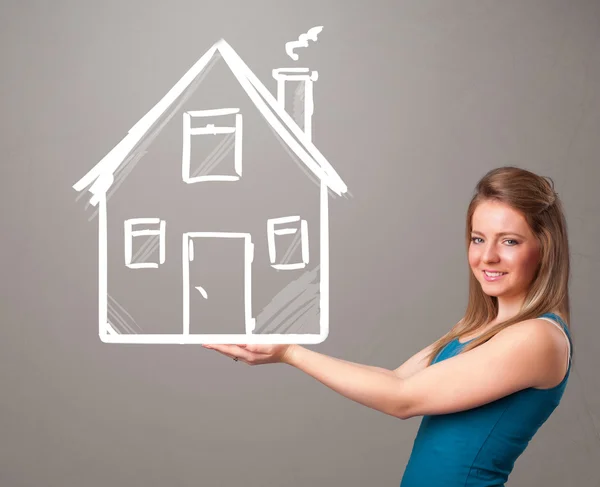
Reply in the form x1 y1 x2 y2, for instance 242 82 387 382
183 232 255 336
285 26 323 61
272 68 318 141
72 33 348 345
183 108 243 182
124 218 166 268
267 216 309 270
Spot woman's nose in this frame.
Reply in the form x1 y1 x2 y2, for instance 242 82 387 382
482 244 500 263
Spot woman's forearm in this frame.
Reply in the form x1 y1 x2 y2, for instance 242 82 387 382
333 358 396 377
283 345 404 418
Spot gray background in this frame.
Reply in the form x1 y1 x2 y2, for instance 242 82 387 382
1 0 600 486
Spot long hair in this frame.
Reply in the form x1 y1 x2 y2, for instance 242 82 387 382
425 166 571 366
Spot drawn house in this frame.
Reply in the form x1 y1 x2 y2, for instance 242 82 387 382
73 38 348 345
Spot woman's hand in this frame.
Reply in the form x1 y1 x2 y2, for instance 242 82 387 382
202 343 297 366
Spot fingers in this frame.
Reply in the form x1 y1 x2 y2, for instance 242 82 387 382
202 343 272 353
202 344 252 363
202 344 238 355
242 344 264 354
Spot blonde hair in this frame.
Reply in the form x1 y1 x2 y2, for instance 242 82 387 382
426 166 571 366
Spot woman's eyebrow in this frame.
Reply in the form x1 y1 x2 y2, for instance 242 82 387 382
471 230 526 239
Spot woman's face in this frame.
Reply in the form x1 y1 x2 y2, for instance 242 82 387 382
468 200 541 300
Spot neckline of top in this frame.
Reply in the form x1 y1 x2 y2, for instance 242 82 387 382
456 312 569 345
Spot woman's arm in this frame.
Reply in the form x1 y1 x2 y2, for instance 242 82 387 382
332 357 396 376
284 345 405 418
287 340 437 383
331 341 436 379
205 319 561 420
392 343 436 379
284 320 560 419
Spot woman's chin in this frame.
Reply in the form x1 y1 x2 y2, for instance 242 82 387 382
478 282 506 297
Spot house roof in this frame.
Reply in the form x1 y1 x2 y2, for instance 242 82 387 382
73 38 348 205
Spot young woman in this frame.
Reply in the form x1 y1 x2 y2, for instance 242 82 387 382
203 166 573 487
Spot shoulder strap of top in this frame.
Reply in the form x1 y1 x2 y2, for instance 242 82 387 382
537 312 573 367
540 312 570 335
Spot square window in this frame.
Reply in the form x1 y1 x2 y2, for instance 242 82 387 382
124 218 166 268
267 216 309 270
182 108 243 183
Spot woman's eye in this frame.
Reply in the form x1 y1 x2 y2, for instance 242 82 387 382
470 237 518 245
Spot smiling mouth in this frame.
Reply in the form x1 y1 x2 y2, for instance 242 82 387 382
483 270 508 277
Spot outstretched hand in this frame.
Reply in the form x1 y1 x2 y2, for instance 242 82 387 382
202 343 297 366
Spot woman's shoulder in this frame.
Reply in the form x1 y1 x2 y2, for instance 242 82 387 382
495 314 567 344
494 315 570 389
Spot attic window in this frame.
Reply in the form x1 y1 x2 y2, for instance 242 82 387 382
267 216 309 270
124 218 166 269
182 108 243 183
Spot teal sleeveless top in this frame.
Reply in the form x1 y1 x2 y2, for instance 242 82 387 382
400 312 573 487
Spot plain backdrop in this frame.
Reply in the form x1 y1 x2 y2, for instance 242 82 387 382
1 1 599 486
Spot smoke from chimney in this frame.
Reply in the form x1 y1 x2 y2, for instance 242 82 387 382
285 26 323 61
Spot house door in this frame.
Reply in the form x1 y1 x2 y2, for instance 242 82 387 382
183 232 255 336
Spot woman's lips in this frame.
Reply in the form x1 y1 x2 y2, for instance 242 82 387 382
483 270 507 282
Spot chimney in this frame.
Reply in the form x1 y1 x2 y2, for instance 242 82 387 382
272 67 319 142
